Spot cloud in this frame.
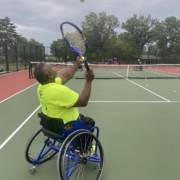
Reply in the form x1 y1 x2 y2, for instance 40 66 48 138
1 0 179 46
16 24 61 46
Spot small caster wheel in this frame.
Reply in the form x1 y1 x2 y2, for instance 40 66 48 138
30 167 36 174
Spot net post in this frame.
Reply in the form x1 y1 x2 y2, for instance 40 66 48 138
126 65 129 79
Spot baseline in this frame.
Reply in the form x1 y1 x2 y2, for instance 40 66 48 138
0 105 40 150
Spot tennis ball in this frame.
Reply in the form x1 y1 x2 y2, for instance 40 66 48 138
79 0 85 2
173 90 176 93
146 85 148 87
80 56 84 63
91 145 95 155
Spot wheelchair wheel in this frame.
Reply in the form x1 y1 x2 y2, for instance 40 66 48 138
57 130 104 180
25 127 61 164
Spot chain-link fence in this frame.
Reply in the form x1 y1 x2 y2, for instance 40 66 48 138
0 40 45 73
1 41 180 74
44 46 137 64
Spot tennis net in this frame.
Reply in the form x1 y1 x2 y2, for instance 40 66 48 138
29 62 180 79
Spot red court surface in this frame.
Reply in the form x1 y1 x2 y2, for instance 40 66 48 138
0 70 37 101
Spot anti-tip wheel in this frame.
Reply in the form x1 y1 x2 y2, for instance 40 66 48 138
29 167 36 174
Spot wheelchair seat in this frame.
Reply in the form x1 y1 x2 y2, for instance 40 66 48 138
41 120 89 140
38 112 89 138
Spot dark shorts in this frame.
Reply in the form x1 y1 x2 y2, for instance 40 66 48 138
78 114 95 129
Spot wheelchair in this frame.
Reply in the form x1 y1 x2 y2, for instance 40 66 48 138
134 65 143 71
25 113 104 180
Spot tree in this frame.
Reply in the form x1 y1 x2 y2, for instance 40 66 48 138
0 17 19 43
121 14 159 57
0 16 20 59
163 17 180 63
0 17 45 66
155 17 180 63
28 38 43 46
118 33 137 59
81 12 120 62
82 12 120 47
50 39 74 62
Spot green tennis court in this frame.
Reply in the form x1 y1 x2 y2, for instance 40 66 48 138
0 75 180 180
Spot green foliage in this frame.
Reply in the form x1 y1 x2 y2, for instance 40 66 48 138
82 12 120 47
121 14 159 57
0 17 45 66
28 38 43 46
81 12 120 62
0 17 19 43
50 39 75 62
1 14 180 65
153 16 180 63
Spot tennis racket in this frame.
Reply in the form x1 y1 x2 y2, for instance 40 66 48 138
60 21 89 71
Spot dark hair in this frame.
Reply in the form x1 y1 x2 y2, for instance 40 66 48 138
34 62 49 84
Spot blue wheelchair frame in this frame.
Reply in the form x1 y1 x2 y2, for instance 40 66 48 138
25 120 104 180
31 120 100 167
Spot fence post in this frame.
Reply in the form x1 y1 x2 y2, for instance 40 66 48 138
30 43 32 62
23 43 27 69
44 46 45 62
55 47 57 63
15 41 18 71
103 49 105 64
119 48 120 64
35 45 37 62
4 39 9 73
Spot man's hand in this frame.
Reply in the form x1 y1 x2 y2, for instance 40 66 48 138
85 69 94 82
75 56 83 66
73 69 94 107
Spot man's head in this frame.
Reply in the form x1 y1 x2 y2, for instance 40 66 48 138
138 59 140 62
34 62 57 84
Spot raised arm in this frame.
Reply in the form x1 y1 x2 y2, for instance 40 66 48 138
60 57 82 85
72 69 94 107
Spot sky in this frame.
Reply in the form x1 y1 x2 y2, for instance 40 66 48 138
1 0 179 47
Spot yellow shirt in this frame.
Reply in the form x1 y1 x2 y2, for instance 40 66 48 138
37 77 79 123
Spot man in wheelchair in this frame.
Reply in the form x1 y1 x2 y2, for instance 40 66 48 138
33 56 95 133
134 58 143 71
26 56 104 179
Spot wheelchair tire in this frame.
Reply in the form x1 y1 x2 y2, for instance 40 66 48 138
57 130 104 180
25 127 60 164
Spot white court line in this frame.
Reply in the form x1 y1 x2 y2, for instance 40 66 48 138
147 69 177 77
127 79 170 102
0 69 65 103
0 105 40 150
0 83 38 103
0 69 173 150
113 72 171 102
0 69 66 150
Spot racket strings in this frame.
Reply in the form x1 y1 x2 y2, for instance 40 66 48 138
63 24 86 53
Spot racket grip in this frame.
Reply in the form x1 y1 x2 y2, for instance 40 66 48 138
80 56 89 71
84 61 89 71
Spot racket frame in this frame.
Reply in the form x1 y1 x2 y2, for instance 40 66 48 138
60 21 89 71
